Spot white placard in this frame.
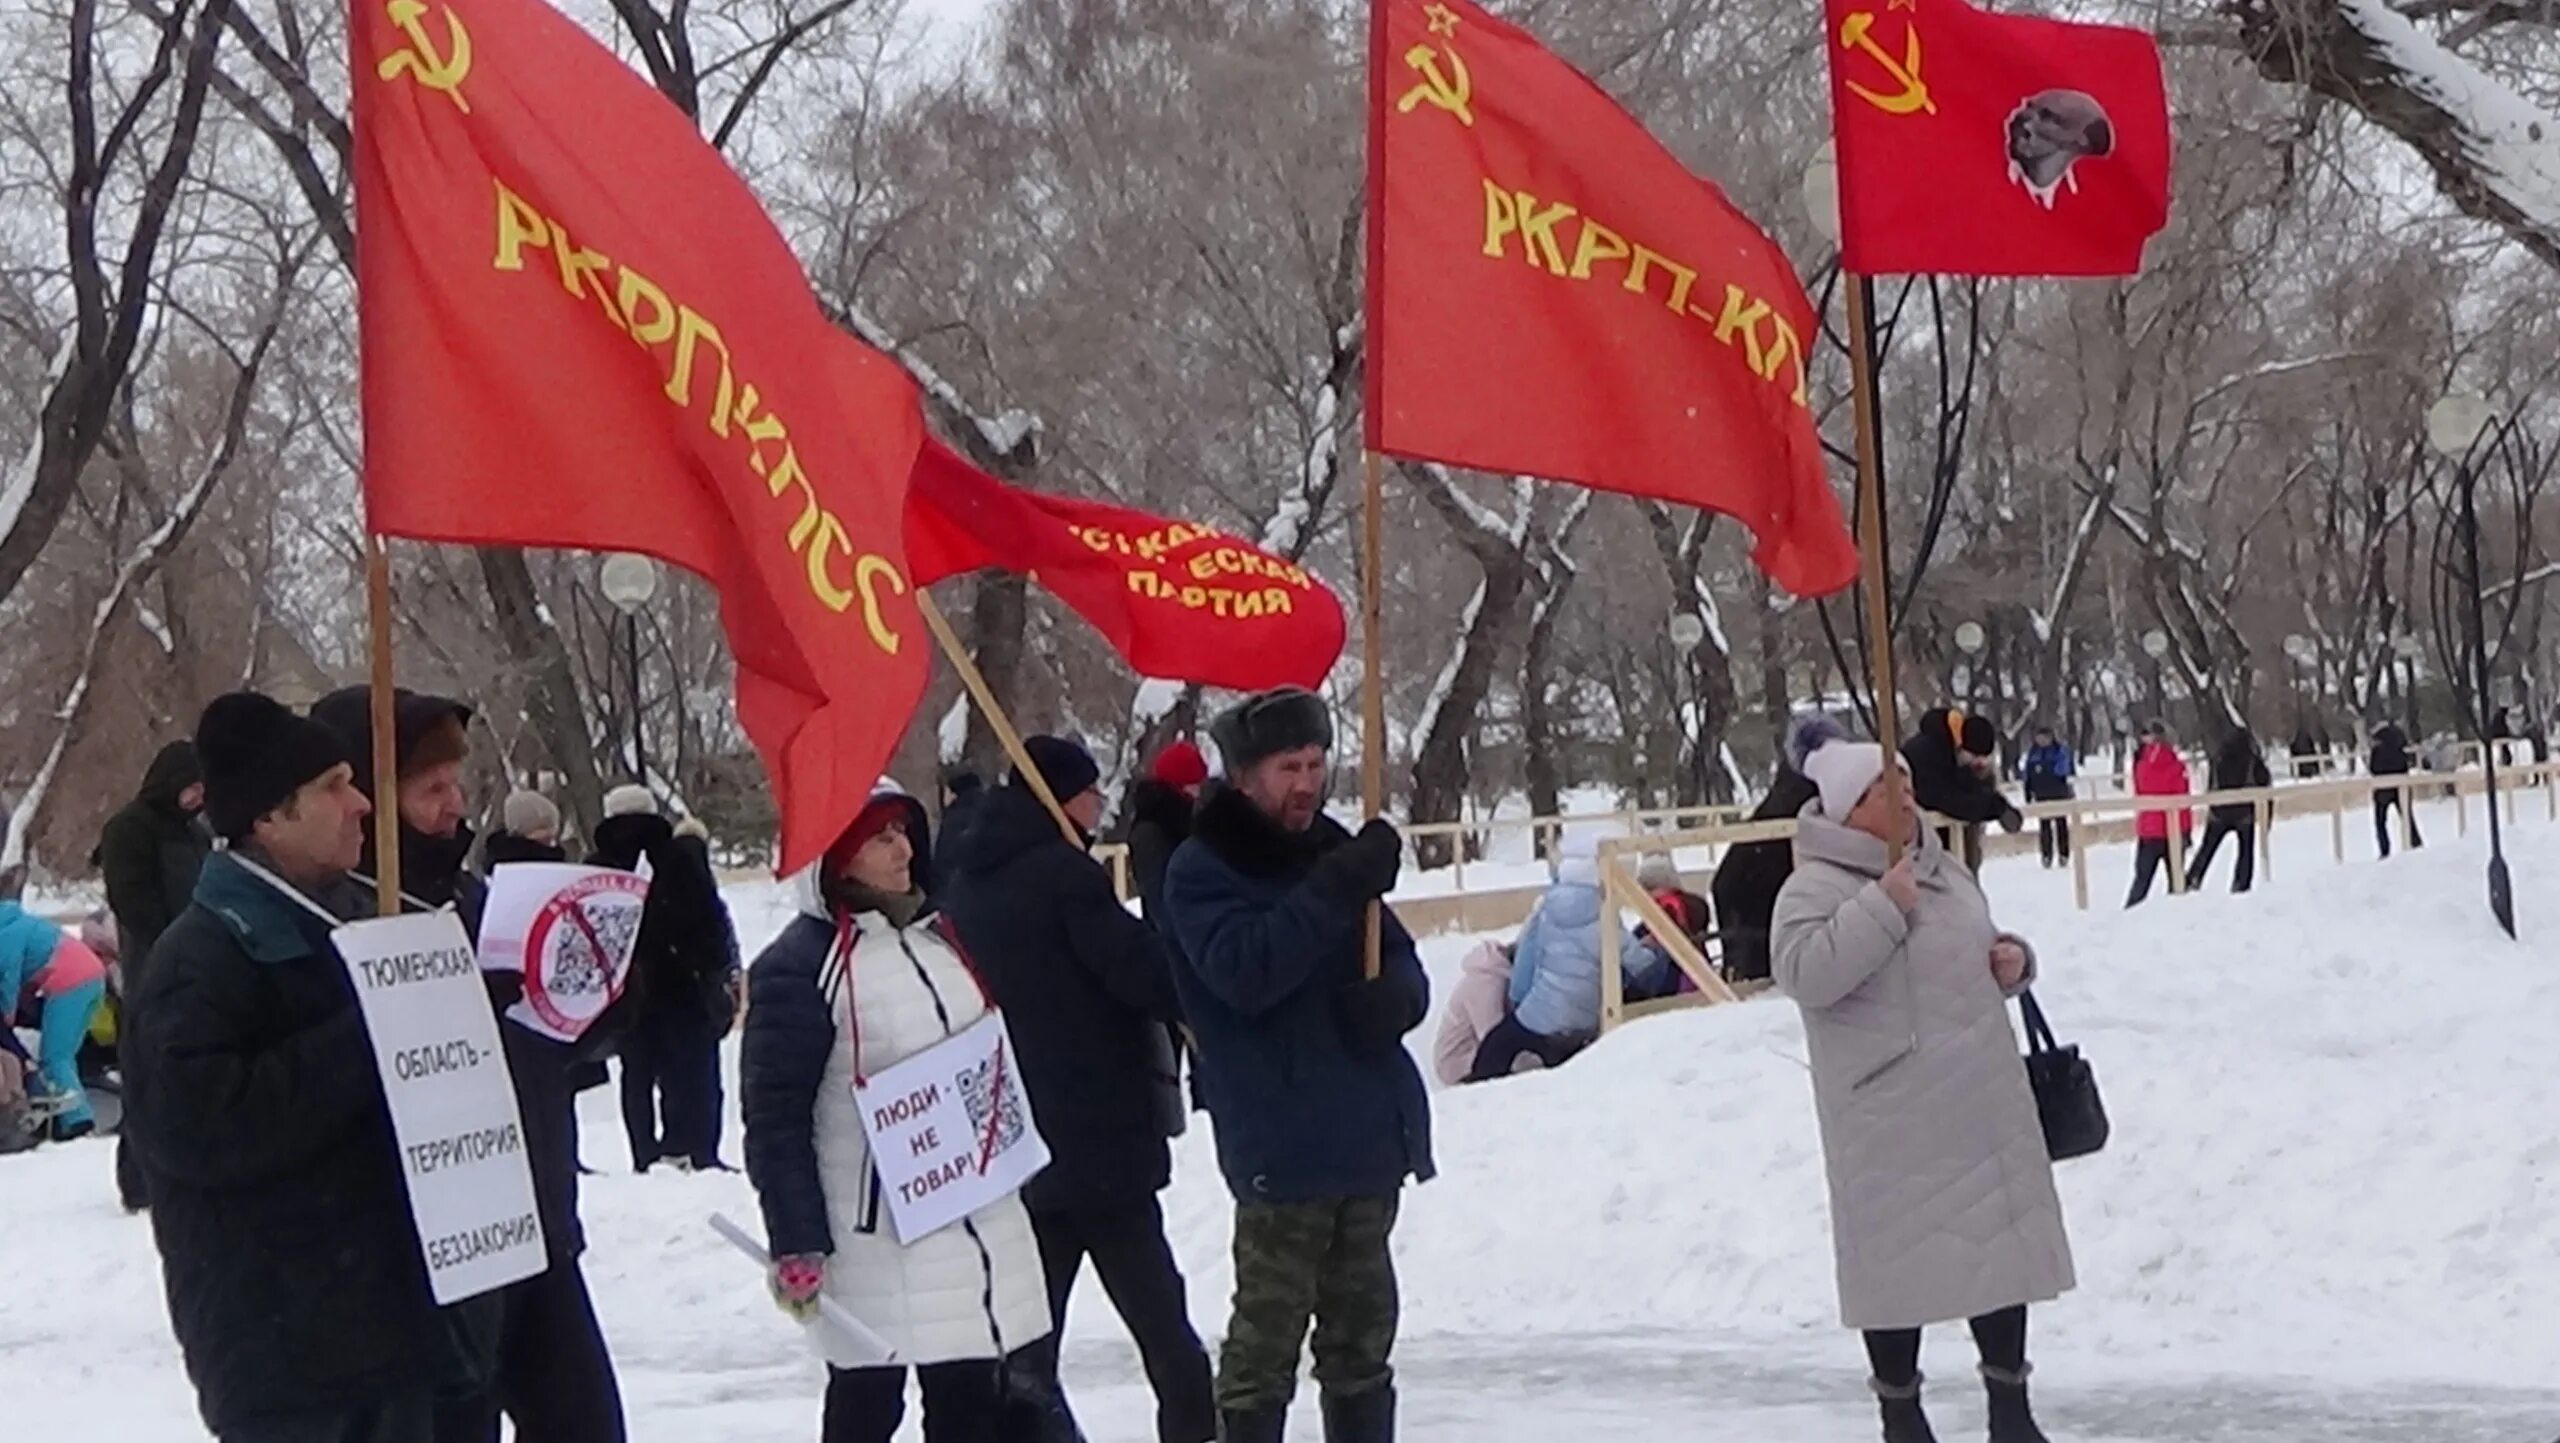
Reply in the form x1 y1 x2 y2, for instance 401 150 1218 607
857 1012 1049 1244
476 863 649 1043
335 910 546 1304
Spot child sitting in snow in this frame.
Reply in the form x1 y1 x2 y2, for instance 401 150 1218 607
0 900 110 1141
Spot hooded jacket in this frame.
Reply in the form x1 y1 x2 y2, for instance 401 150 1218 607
740 800 1052 1365
1772 813 2074 1330
99 741 211 985
2132 742 2194 841
1506 845 1640 1038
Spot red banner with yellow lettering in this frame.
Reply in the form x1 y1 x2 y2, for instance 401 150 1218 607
905 437 1346 691
351 0 926 871
1365 0 1858 599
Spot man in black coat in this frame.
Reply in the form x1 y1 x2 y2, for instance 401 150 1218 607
2186 727 2272 893
591 784 738 1175
311 685 627 1443
1901 706 2024 873
2371 721 2424 856
944 736 1216 1443
99 738 210 1210
125 693 486 1443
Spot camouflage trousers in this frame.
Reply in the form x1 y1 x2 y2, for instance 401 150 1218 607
1217 1193 1401 1413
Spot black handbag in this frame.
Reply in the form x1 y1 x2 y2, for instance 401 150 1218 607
2019 990 2109 1161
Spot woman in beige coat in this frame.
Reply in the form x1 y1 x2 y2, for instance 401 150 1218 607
1773 734 2074 1443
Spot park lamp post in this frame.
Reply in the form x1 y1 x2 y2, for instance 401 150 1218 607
2141 628 2171 732
2426 391 2513 937
600 553 661 790
2283 633 2314 732
1668 611 1708 804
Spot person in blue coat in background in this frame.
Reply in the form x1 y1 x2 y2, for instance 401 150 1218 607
1161 686 1432 1443
1468 836 1641 1080
2022 727 2078 868
0 899 109 1139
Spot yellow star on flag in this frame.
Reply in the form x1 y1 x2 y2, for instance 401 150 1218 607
1423 2 1461 37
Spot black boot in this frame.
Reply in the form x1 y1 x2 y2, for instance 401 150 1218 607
1217 1407 1286 1443
1872 1373 1939 1443
1983 1364 2051 1443
1319 1385 1395 1442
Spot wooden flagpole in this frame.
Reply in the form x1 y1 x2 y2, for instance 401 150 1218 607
364 536 403 918
1842 275 1911 862
916 590 1082 848
1360 450 1386 979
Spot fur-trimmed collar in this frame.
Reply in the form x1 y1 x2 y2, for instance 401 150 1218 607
1190 783 1350 880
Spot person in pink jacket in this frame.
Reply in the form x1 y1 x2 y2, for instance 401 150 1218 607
1432 940 1542 1086
2125 721 2194 907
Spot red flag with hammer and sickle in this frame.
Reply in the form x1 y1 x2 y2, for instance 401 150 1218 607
1366 0 1859 599
352 0 930 872
1823 0 2172 276
903 438 1347 691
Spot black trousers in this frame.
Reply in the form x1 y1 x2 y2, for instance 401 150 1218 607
823 1360 1003 1443
221 1392 435 1443
1465 1015 1585 1082
434 1260 626 1443
620 1007 722 1169
2375 789 2423 856
1862 1303 2030 1387
2036 816 2072 865
2124 838 2181 907
116 1131 150 1209
2185 815 2256 893
1022 1198 1216 1443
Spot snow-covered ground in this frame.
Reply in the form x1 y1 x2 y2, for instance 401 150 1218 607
9 798 2560 1440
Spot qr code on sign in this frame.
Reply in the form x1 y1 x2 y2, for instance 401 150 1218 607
959 1051 1025 1156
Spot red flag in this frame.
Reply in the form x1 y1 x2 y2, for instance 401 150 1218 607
1366 0 1858 599
352 0 927 872
1824 0 2171 276
905 438 1346 692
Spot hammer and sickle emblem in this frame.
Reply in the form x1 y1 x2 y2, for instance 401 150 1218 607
1396 43 1474 127
377 0 473 114
1838 11 1936 117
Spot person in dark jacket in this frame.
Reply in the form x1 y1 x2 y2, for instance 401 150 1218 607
2186 727 2272 893
125 692 486 1443
1124 740 1208 924
2289 725 2324 781
933 764 988 893
2021 727 2076 868
311 685 627 1443
1710 714 1844 983
99 738 211 1209
1902 706 2024 873
1162 687 1431 1443
483 789 567 868
945 737 1215 1443
591 784 738 1174
2371 721 2423 856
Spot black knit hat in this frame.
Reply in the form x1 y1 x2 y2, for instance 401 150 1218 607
1012 735 1101 802
1211 687 1335 772
195 692 352 842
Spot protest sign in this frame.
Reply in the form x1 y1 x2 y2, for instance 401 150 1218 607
855 1013 1048 1244
477 862 649 1043
336 910 546 1303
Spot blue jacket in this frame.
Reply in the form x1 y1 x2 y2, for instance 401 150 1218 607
1507 863 1638 1037
2023 741 2077 802
1161 787 1434 1204
0 901 64 1007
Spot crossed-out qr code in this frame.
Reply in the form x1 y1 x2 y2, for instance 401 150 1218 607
553 904 640 999
959 1051 1025 1156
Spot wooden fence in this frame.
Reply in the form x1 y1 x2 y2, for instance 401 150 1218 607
1583 759 2560 1034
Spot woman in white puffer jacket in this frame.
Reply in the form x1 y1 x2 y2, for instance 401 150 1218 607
742 785 1052 1443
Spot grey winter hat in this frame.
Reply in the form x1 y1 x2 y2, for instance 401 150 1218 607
1211 687 1335 772
501 790 560 839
